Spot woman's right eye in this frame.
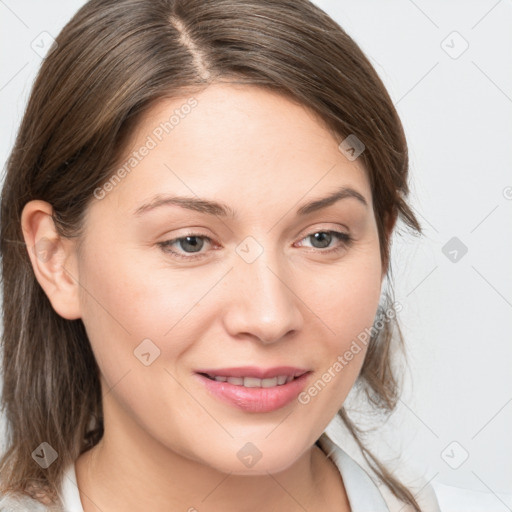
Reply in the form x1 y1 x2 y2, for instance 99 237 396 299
157 234 214 260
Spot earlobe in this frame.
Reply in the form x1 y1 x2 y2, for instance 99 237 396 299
20 200 82 320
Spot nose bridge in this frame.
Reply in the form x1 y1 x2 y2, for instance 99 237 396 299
223 236 303 343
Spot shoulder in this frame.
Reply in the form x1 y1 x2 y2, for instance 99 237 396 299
0 491 61 511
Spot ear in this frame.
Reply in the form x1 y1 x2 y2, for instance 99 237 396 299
21 200 82 320
381 208 398 282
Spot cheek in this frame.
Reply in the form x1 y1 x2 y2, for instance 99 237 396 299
77 247 208 434
78 242 216 347
295 250 382 403
305 251 383 345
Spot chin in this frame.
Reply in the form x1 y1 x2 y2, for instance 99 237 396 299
199 437 310 476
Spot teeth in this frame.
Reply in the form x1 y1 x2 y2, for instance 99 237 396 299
210 374 295 387
243 377 262 388
276 375 287 385
261 377 278 388
226 377 244 385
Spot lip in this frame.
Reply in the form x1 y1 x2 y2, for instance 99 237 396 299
194 366 309 379
194 369 312 413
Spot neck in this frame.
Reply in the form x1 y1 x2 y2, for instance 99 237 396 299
74 400 346 512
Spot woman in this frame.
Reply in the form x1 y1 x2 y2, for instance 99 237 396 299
0 0 440 510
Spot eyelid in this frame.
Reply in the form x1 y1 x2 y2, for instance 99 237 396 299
295 221 351 239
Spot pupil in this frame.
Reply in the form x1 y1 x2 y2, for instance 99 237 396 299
312 232 331 248
181 236 203 253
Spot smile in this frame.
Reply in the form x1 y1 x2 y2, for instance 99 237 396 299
195 368 312 413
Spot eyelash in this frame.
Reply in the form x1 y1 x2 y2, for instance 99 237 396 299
157 230 354 261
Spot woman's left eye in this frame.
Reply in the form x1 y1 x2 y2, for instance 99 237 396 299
157 230 353 260
295 230 354 254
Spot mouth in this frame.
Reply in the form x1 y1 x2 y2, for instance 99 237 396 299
194 367 312 413
198 372 306 388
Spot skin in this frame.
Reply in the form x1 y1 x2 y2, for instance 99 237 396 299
22 83 395 511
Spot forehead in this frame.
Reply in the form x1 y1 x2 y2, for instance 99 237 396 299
96 82 372 219
132 82 365 164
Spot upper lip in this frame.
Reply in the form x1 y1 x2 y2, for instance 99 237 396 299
196 366 310 379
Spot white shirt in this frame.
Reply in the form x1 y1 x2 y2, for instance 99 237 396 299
0 431 441 511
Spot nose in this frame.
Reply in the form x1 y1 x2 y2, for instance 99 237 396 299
221 243 304 345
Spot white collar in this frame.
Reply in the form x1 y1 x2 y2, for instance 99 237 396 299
317 431 390 511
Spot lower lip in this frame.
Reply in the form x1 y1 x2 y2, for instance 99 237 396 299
195 372 311 413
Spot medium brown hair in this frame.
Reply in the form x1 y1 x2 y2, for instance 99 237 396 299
0 0 422 509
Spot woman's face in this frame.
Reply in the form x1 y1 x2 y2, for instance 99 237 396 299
76 83 384 474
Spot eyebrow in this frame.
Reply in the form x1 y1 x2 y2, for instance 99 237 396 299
133 185 368 218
